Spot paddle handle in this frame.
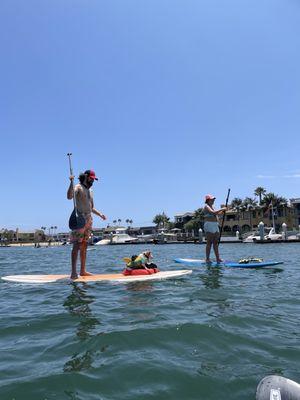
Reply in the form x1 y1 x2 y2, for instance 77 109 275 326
67 153 77 212
219 188 231 245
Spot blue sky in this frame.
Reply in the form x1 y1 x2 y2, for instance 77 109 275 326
1 0 300 231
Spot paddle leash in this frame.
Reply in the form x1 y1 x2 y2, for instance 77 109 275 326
218 188 231 245
67 153 85 230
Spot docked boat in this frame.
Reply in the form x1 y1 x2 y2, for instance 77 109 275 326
94 228 139 245
136 234 155 243
243 227 282 243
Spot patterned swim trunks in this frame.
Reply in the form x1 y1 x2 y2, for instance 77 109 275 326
70 216 93 243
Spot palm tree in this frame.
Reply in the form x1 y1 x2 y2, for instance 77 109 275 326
242 197 257 207
118 219 121 226
183 208 204 232
125 219 130 226
261 193 287 209
241 197 257 229
113 220 117 226
260 193 288 228
40 227 46 241
129 219 133 226
153 212 170 229
230 197 243 209
254 187 266 205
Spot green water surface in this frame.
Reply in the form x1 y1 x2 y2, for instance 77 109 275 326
0 243 299 400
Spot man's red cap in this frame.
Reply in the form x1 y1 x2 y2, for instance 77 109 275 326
85 170 98 180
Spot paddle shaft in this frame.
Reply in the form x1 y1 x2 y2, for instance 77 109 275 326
67 153 78 212
218 188 230 245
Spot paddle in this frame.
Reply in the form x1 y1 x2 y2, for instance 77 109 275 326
218 188 231 245
67 153 86 230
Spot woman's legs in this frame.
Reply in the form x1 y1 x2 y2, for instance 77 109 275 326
212 233 223 262
205 233 214 262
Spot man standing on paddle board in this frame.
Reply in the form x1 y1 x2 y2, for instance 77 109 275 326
203 194 227 263
67 170 106 279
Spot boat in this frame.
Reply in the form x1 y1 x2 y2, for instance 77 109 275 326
136 234 155 243
243 227 282 243
94 228 139 245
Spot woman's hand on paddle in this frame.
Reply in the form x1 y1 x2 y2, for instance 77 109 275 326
100 213 107 220
69 175 75 181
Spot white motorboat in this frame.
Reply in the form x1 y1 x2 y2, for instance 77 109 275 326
243 227 282 243
94 228 139 245
136 234 155 243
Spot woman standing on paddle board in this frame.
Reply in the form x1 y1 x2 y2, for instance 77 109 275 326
203 194 227 263
67 170 106 279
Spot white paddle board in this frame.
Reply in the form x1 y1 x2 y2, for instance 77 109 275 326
1 270 192 284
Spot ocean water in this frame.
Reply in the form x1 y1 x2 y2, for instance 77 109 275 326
0 243 299 400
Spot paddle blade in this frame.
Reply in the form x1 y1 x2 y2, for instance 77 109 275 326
69 209 86 230
123 257 131 264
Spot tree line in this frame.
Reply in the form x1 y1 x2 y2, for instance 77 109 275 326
152 187 289 232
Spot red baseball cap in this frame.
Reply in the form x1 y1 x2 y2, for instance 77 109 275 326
205 194 216 201
85 170 98 180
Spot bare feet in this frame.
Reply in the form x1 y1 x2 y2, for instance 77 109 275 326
205 259 212 264
216 259 223 264
70 273 78 280
80 271 93 276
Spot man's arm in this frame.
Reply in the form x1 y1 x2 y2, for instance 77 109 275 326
90 191 106 220
92 208 107 220
67 176 74 199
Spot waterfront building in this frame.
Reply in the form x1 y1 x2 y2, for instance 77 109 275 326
290 198 300 226
174 212 195 228
14 228 45 243
219 204 295 234
173 202 298 235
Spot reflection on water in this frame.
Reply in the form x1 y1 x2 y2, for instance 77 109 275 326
63 283 100 372
125 281 155 293
63 283 100 340
263 267 284 275
121 282 158 323
200 266 223 289
63 350 93 372
64 390 81 400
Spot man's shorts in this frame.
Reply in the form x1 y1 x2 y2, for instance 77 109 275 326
70 216 93 243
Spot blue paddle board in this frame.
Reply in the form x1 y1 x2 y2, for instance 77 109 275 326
174 258 283 268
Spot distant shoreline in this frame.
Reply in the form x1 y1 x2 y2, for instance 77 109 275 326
1 242 63 248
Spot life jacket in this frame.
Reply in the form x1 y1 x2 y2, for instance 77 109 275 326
122 268 160 276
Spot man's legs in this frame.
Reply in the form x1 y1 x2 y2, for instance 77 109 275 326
71 242 80 279
79 240 93 276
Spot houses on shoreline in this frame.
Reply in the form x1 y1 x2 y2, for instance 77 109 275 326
1 198 300 245
175 198 300 234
